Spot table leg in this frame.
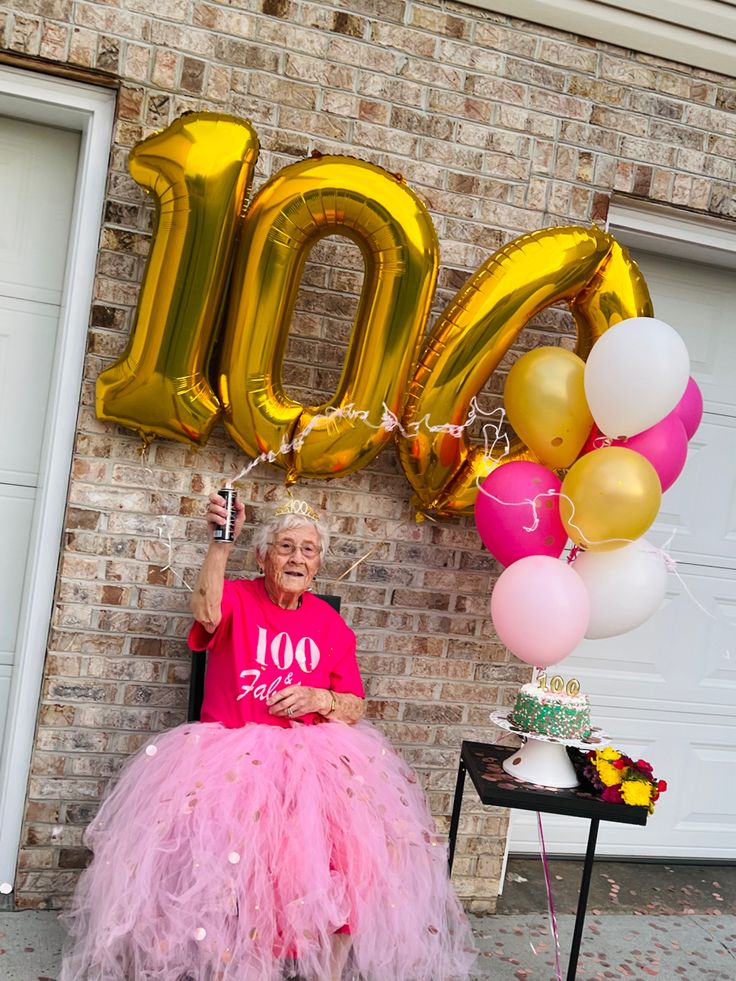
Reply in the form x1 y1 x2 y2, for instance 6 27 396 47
447 757 466 874
566 817 599 981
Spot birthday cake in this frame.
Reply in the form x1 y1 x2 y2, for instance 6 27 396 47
510 678 592 741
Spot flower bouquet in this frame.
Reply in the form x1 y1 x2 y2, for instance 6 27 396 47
571 746 667 814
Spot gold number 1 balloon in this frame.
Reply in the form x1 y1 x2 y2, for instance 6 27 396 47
96 113 260 445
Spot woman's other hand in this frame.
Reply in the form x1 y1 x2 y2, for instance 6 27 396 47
268 685 365 724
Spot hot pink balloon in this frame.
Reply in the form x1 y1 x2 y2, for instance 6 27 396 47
490 555 590 668
581 416 688 492
475 462 567 567
615 413 688 491
673 376 703 439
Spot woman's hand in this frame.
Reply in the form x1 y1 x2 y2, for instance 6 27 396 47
206 491 246 543
268 685 366 724
268 685 331 719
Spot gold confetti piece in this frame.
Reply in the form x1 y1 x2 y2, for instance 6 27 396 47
249 928 258 941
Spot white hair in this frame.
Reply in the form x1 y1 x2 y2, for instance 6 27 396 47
251 512 330 564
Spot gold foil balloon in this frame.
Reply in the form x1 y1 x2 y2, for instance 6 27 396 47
399 225 652 516
560 446 662 550
218 155 439 479
96 113 260 444
504 347 593 469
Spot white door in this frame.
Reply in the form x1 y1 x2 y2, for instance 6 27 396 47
509 248 736 858
0 118 80 779
0 69 114 896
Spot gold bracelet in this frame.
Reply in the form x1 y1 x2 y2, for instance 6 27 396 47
326 691 337 716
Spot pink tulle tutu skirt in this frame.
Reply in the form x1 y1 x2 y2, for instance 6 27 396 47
60 720 475 980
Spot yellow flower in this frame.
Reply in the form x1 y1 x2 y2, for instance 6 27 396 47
598 747 622 762
596 760 623 787
621 780 652 807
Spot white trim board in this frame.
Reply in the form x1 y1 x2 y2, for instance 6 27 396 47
468 0 736 76
607 199 736 268
0 66 115 894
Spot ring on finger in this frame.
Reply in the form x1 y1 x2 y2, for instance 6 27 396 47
287 707 294 716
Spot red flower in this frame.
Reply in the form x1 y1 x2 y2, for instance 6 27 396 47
636 759 654 777
657 779 667 792
601 785 623 804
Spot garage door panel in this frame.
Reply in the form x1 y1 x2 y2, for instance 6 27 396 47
0 118 79 307
677 741 736 834
0 486 35 654
0 297 58 485
653 415 736 567
566 567 736 713
635 251 736 417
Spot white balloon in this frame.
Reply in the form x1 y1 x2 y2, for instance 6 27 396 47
584 317 690 437
573 539 668 639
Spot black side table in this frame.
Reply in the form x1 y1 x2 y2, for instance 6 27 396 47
448 741 649 981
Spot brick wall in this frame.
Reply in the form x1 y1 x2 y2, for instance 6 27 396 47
3 0 735 910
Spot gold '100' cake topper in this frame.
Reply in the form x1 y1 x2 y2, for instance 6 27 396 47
537 674 581 697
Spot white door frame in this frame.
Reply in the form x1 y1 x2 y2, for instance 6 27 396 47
606 198 736 269
0 65 115 891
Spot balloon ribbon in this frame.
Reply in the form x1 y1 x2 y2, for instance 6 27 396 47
537 811 563 981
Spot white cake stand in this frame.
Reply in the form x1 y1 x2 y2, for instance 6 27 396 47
490 709 609 790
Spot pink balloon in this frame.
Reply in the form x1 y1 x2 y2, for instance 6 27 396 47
475 462 567 567
615 414 688 491
579 424 608 456
673 376 703 439
490 555 590 668
581 416 688 492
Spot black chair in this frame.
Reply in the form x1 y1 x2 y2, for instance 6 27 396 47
187 593 342 722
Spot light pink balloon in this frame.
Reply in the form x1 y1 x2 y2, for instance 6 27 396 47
490 555 590 668
673 376 703 439
581 415 688 492
475 462 567 567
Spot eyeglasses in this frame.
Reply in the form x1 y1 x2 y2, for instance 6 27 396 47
268 540 321 559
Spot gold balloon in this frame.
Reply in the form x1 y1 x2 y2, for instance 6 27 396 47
399 225 653 516
218 155 439 479
560 446 661 550
504 347 593 469
96 113 260 444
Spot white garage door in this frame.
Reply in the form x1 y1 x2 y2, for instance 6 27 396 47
0 117 80 766
509 247 736 858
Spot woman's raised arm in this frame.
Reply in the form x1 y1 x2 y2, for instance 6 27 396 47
190 492 245 631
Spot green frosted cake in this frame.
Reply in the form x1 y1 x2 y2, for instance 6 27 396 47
510 682 592 740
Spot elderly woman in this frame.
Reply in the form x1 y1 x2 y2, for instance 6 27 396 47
60 496 474 981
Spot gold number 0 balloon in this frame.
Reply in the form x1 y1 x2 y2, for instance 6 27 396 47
217 155 439 479
96 114 260 444
399 226 653 516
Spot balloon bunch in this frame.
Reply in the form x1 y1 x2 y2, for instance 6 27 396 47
476 317 703 669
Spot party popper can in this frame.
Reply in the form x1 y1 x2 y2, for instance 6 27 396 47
212 486 236 543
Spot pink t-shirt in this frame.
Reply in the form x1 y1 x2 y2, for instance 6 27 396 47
187 578 365 729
